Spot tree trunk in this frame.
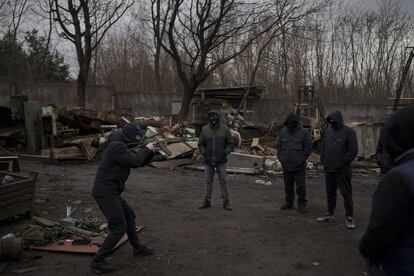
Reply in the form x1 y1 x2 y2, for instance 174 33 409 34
154 43 162 91
77 63 89 108
178 86 194 121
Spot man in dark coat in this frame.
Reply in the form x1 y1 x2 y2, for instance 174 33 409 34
198 110 235 211
317 111 358 229
360 106 414 275
276 113 312 213
90 123 155 274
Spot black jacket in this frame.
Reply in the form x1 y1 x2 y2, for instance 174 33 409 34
320 111 358 172
91 130 153 197
360 106 414 274
198 110 234 165
276 113 312 171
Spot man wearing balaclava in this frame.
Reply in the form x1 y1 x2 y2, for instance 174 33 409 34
276 113 312 213
198 110 235 210
317 111 358 229
90 123 156 274
360 106 414 275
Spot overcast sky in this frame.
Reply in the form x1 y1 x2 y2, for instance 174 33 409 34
27 0 414 78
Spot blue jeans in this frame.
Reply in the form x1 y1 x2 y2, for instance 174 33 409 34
204 162 229 203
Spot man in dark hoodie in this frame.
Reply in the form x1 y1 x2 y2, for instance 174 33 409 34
90 123 156 274
360 106 414 275
198 110 235 211
317 111 358 229
276 113 312 213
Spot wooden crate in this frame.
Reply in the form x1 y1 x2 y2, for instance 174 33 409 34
0 171 37 221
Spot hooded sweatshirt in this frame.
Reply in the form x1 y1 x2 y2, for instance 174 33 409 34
276 113 312 171
360 106 414 274
92 130 153 197
198 110 234 165
320 111 358 172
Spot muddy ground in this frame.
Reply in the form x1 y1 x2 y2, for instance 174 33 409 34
1 159 378 276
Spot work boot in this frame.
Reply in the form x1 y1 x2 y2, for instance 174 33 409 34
198 199 211 209
223 201 232 211
298 205 307 214
133 244 154 256
281 203 293 210
90 258 116 274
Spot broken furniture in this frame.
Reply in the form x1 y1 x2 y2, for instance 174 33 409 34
0 171 37 221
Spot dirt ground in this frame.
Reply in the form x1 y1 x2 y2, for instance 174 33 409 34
1 159 378 276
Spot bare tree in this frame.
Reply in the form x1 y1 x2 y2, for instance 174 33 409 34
52 0 134 108
151 0 282 120
150 0 329 120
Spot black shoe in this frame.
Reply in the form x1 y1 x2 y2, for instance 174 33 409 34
223 202 232 211
90 259 116 274
298 205 307 214
281 203 293 210
198 200 211 209
133 244 154 256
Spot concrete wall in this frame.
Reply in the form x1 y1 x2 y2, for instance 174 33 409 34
0 80 388 123
249 98 386 124
115 91 175 116
0 82 113 111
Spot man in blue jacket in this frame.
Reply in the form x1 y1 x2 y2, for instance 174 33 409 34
277 113 312 213
360 106 414 275
198 110 235 211
90 123 155 274
317 111 358 229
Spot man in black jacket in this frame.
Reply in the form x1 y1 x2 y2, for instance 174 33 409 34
360 106 414 275
276 113 312 213
90 123 155 274
198 110 235 211
317 111 358 229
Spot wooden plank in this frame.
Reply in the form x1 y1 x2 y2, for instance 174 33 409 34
51 146 84 156
30 234 128 254
0 202 32 221
0 194 33 209
0 180 35 194
17 154 57 164
29 226 145 254
79 142 97 161
0 187 34 201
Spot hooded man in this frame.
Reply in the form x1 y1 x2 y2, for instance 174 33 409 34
90 123 156 274
360 106 414 275
276 113 312 213
317 111 358 229
198 110 235 211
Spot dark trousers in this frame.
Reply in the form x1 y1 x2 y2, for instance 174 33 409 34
325 167 353 217
93 196 141 261
283 169 307 206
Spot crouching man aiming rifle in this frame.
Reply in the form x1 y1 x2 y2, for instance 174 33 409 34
90 123 156 274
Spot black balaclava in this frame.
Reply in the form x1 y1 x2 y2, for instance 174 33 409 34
209 113 219 126
286 120 298 129
122 123 145 146
328 118 339 129
284 113 299 130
